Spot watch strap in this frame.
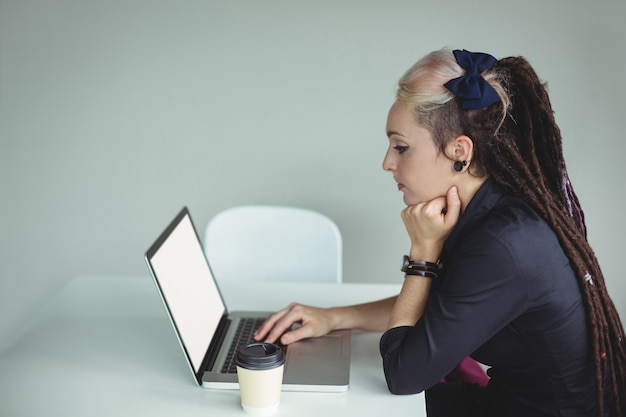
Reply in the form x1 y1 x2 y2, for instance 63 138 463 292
402 255 439 277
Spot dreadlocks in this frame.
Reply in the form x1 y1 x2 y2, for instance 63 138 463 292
476 57 626 417
397 49 626 416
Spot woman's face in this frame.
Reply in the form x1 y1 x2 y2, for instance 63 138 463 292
382 101 455 206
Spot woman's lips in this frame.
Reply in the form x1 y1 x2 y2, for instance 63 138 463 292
394 177 405 191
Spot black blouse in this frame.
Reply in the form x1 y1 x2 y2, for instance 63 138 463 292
379 179 596 416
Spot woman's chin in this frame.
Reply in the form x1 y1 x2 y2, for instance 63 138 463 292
402 194 420 207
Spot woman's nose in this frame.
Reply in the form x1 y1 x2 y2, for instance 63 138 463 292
382 149 396 172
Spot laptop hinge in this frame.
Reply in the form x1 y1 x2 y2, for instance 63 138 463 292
200 313 231 376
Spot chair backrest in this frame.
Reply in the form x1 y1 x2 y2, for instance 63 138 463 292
204 205 342 283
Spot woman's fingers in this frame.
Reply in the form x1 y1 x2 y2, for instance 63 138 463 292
400 186 462 260
254 303 329 345
254 303 297 343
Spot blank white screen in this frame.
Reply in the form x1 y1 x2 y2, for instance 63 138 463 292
150 214 225 373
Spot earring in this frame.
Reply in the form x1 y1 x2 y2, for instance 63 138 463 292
453 160 467 172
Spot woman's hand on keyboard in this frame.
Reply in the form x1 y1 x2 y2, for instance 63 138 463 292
254 303 336 345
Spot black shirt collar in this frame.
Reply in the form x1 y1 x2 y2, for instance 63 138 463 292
442 178 505 259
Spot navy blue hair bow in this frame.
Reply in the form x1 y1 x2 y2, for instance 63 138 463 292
444 49 499 110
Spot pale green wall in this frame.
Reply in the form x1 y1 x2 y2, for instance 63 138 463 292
1 0 625 348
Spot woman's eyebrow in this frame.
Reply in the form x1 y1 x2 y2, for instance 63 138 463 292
386 130 405 138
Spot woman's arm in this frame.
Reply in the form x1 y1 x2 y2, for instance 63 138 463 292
387 276 432 329
255 296 398 345
387 186 460 329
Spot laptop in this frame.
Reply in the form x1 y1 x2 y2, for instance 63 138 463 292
144 206 351 392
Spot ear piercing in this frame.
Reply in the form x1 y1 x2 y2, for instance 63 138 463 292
453 160 468 172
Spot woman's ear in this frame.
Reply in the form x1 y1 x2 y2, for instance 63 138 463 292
447 135 474 162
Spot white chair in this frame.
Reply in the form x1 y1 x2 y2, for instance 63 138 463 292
204 205 342 283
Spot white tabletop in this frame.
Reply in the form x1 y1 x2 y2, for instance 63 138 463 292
0 275 425 417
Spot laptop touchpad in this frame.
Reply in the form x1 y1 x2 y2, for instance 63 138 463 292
290 334 343 358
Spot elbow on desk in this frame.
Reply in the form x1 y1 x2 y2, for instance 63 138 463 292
386 382 426 396
382 359 429 395
381 347 432 395
380 326 431 395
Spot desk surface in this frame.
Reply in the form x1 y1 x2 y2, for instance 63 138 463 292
0 276 425 417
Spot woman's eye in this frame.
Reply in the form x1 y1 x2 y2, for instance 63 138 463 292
394 145 409 154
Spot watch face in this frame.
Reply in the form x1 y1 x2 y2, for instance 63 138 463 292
401 255 410 272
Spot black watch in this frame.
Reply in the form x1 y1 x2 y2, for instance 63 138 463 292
401 255 439 276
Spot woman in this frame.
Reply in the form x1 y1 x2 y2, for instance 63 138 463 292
254 48 626 416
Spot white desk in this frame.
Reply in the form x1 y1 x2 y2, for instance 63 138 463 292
0 276 425 416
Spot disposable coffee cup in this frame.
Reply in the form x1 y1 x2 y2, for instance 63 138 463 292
235 342 286 416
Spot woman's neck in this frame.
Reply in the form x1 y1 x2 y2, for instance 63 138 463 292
458 175 489 213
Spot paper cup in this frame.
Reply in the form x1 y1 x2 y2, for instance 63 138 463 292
235 343 286 415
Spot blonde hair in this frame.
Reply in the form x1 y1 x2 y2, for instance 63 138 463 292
396 48 461 112
396 48 509 151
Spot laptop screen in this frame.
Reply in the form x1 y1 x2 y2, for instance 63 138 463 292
147 209 225 373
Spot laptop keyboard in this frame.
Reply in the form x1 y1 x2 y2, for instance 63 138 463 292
221 317 269 374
